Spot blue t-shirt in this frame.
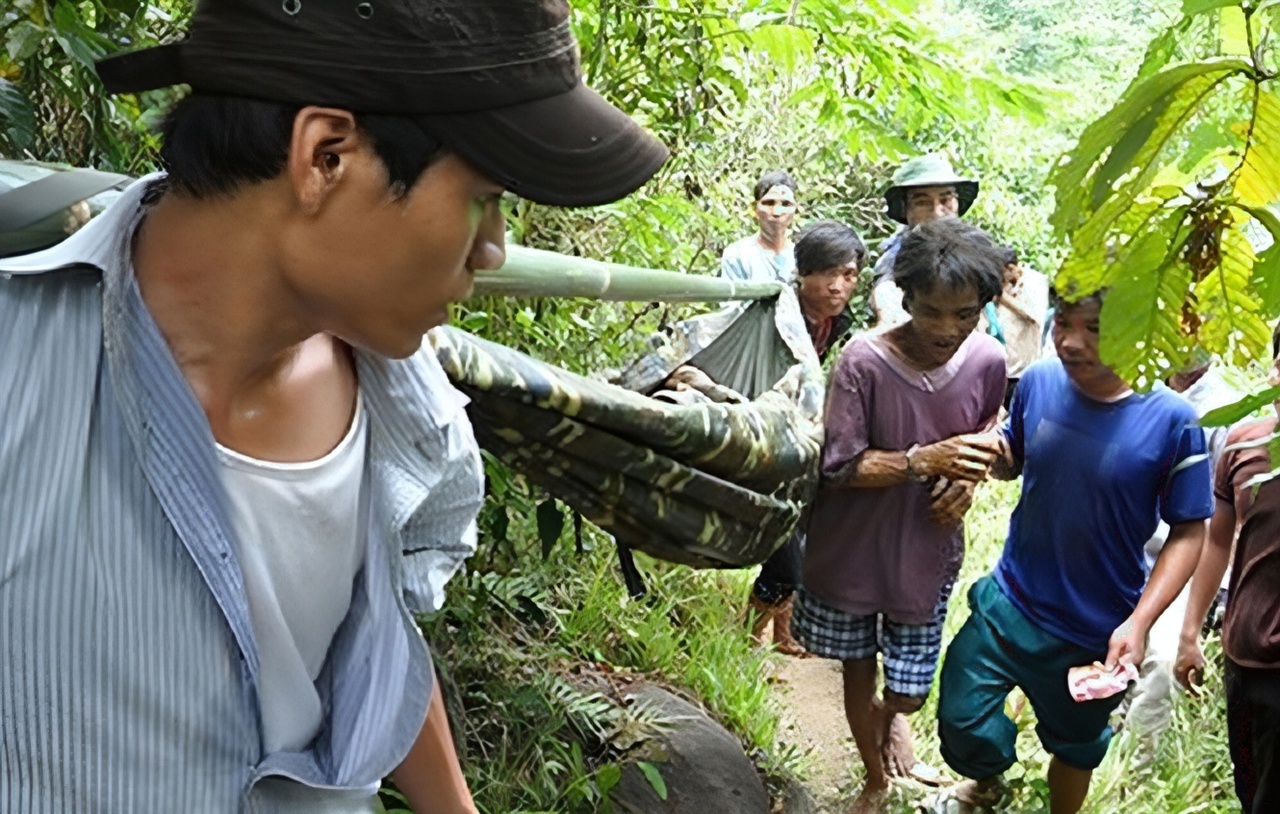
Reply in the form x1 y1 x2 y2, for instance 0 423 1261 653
994 359 1214 650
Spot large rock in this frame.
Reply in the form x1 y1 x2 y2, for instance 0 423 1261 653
610 684 770 814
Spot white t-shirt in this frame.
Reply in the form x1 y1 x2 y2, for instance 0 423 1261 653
719 234 795 283
216 395 369 756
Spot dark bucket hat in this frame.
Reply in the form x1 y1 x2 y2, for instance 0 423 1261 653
883 154 978 225
95 0 668 207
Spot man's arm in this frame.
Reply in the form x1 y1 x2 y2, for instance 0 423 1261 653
830 434 1001 489
1105 519 1206 669
997 294 1036 323
391 682 477 814
1174 500 1235 688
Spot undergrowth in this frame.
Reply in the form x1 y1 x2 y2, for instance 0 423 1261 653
404 495 789 814
387 477 1239 814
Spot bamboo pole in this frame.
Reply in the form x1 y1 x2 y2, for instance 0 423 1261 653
470 244 784 302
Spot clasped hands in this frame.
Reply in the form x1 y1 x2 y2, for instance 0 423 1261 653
910 433 1005 528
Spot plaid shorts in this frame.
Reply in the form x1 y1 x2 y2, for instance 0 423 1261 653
793 585 953 698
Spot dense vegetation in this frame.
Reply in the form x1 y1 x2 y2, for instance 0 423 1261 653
1 0 1270 812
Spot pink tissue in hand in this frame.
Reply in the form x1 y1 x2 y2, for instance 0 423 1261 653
1067 662 1139 702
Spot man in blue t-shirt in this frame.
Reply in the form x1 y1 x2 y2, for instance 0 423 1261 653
934 292 1212 814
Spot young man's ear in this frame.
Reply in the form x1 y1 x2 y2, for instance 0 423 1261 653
287 107 363 215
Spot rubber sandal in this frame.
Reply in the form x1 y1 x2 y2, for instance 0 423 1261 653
918 783 1003 813
907 761 950 788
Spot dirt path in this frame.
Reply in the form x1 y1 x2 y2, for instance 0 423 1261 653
768 655 941 814
769 656 860 812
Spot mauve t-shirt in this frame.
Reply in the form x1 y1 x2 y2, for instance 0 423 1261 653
802 331 1006 623
1216 416 1280 670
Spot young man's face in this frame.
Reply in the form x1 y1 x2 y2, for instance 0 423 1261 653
754 184 797 240
904 281 983 367
904 185 959 228
1053 298 1122 391
797 260 859 321
282 149 507 359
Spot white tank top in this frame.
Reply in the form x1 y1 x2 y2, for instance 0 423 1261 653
215 395 368 757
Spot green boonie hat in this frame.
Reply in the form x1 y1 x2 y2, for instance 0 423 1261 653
884 153 979 225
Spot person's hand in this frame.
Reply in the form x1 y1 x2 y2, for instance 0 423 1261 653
910 434 1002 482
928 478 976 527
664 365 746 403
1104 615 1148 672
1174 634 1207 692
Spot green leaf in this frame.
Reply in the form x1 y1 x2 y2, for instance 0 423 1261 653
1056 188 1187 298
635 761 668 801
1132 19 1192 86
0 77 36 151
747 24 814 73
1235 90 1280 208
5 20 44 62
1095 210 1195 387
1201 386 1280 426
536 499 564 561
595 763 622 796
1241 204 1280 311
1050 58 1249 238
1194 223 1272 367
1218 5 1250 56
1182 0 1244 15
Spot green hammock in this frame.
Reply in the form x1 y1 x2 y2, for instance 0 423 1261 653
437 247 825 569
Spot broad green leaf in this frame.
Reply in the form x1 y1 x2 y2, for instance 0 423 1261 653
1241 204 1280 311
1057 187 1187 298
595 763 622 796
1050 58 1249 238
1195 223 1271 366
1090 102 1164 211
1235 90 1280 208
1132 18 1193 87
1182 0 1244 16
635 761 668 801
1201 385 1280 426
1218 6 1250 56
1251 241 1280 311
1096 210 1195 387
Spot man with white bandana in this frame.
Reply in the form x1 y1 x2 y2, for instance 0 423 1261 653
720 169 799 284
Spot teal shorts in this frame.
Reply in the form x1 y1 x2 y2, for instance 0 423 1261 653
937 575 1125 778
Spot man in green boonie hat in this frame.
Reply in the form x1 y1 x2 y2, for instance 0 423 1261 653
872 153 980 327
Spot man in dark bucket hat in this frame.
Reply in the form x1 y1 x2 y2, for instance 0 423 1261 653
871 153 979 327
0 2 666 812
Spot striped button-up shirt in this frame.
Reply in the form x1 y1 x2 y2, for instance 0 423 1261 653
0 177 484 812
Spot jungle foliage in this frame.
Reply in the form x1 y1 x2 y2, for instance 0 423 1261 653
0 1 1257 812
1048 0 1280 390
0 0 187 170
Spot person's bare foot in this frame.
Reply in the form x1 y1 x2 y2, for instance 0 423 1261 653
845 782 890 814
882 712 916 778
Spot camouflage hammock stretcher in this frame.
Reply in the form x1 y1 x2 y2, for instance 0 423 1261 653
433 247 826 569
